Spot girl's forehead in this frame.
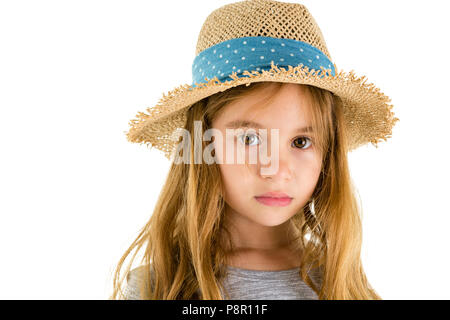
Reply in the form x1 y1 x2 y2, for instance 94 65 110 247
223 118 314 136
231 84 311 112
218 96 312 128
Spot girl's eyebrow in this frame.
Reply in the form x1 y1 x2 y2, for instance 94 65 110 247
225 119 314 133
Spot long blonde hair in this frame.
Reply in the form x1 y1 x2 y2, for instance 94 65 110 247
110 81 381 300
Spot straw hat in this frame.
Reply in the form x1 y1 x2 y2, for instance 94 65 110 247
125 0 399 160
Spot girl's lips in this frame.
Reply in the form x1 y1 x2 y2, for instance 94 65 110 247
254 196 293 207
256 191 291 198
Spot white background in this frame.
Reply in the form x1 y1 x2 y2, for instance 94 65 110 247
0 0 449 299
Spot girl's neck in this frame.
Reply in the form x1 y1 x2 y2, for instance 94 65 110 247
224 244 303 271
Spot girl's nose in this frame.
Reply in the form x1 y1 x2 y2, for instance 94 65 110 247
259 155 293 181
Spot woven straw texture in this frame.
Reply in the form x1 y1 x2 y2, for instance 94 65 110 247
195 0 331 59
126 0 399 159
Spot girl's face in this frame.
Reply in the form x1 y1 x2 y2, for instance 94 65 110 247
212 83 323 229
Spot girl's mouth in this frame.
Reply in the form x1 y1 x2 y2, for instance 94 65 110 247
254 196 293 207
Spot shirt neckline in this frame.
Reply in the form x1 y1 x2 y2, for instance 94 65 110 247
224 264 301 275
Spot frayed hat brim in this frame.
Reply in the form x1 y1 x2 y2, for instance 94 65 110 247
126 61 399 160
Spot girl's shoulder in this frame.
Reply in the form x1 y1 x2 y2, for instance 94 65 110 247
126 264 152 282
124 264 154 300
307 264 324 288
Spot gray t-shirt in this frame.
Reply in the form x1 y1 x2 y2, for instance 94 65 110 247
124 265 322 300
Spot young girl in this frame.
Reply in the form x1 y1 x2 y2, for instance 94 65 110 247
111 0 398 300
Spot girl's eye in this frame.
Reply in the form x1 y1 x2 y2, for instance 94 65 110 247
238 133 260 146
237 134 312 149
292 136 312 149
